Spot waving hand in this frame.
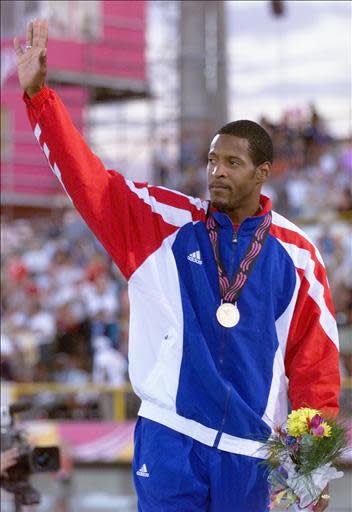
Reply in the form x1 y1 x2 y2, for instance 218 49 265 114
13 19 48 98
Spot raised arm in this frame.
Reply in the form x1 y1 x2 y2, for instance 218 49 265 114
14 20 206 279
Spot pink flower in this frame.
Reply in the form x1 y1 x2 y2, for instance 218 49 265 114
312 425 325 436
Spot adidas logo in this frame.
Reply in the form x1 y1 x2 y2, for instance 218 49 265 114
136 463 150 477
187 250 203 265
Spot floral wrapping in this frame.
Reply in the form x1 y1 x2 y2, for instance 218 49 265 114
263 408 347 510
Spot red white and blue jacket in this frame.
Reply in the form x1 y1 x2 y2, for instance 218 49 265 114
25 87 340 459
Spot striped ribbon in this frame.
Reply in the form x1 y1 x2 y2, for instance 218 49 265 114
206 212 272 304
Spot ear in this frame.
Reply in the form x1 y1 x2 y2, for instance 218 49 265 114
255 162 271 185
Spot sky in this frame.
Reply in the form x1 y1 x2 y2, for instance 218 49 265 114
226 0 351 136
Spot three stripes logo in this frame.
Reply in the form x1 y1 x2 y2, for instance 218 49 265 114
187 250 203 265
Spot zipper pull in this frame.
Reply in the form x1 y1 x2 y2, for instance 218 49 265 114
232 231 238 244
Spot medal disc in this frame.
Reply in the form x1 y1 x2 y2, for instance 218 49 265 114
216 303 240 328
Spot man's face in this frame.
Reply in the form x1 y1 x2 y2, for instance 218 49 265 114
207 134 260 214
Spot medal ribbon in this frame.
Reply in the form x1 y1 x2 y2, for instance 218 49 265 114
206 211 272 303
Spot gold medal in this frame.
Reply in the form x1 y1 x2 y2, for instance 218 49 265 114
216 302 240 328
207 212 271 329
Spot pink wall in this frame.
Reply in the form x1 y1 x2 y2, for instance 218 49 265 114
1 0 147 205
1 87 88 199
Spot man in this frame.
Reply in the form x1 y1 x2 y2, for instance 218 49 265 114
14 19 339 512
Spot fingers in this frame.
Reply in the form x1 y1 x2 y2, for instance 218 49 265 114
13 37 24 57
14 19 47 59
314 486 330 512
33 18 48 48
33 18 40 47
313 497 329 512
0 447 19 473
39 18 49 48
26 21 33 47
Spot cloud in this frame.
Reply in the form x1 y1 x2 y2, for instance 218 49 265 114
226 0 351 135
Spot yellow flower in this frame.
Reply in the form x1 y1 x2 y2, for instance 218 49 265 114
286 408 321 437
320 421 332 437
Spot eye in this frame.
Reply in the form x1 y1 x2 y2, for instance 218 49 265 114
229 160 239 166
208 157 216 164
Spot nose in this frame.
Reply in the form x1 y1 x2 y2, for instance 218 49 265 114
211 163 227 176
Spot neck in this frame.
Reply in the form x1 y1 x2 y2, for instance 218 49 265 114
225 196 261 224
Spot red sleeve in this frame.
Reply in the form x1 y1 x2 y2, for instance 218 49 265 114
24 87 207 279
285 258 340 418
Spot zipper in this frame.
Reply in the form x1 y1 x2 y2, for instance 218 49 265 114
214 382 231 448
214 219 236 446
214 329 232 448
228 228 238 279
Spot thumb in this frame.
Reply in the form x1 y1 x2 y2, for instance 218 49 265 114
13 36 24 57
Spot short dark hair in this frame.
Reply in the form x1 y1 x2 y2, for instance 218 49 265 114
216 120 273 165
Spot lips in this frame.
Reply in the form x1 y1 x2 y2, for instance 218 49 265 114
209 184 230 190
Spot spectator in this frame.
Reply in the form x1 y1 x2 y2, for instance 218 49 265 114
52 352 90 385
82 274 120 347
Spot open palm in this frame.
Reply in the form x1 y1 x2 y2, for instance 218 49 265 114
13 18 48 97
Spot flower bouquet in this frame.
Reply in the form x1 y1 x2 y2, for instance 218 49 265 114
264 408 347 510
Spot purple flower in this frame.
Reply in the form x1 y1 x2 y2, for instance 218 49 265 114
310 414 323 428
286 435 297 445
312 425 325 436
310 414 325 436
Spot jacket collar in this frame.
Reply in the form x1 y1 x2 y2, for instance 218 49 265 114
208 194 272 231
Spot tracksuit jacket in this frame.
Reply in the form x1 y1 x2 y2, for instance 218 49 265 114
24 87 340 460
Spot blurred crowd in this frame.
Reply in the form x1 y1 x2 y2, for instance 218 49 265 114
260 108 352 335
1 105 351 408
260 105 352 222
155 104 352 223
1 211 129 388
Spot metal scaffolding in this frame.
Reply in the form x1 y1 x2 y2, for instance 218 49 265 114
87 1 228 188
